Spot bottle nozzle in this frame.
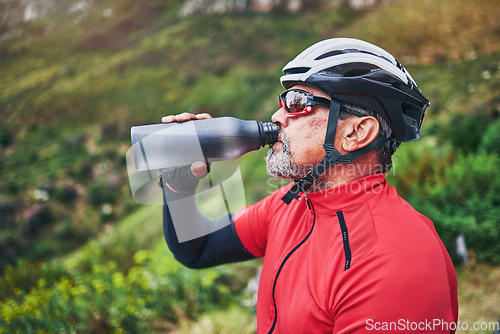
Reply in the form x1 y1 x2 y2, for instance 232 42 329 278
259 122 279 147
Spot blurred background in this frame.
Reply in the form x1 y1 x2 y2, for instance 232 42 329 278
0 0 499 332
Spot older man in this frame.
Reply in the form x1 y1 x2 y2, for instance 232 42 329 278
160 38 458 333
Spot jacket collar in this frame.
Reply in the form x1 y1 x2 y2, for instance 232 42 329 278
305 173 387 213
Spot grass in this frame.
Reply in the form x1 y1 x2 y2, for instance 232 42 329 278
350 0 500 64
64 204 163 272
456 264 500 334
172 305 256 334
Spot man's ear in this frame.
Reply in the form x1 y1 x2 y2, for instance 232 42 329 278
342 116 380 152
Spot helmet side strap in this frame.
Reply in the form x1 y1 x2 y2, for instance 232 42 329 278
281 101 342 204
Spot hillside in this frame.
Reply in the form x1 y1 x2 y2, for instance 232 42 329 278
1 0 500 332
1 0 499 265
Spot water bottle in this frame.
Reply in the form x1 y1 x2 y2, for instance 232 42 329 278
130 117 279 171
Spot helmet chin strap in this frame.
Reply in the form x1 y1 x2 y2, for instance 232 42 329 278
281 99 388 205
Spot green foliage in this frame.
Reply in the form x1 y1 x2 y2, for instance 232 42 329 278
0 124 12 148
435 113 490 153
68 205 163 273
175 305 256 334
0 241 253 334
421 153 500 264
389 143 500 264
0 260 69 301
88 180 119 207
479 119 500 155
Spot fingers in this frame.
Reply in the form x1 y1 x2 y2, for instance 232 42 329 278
162 113 213 123
190 161 208 178
194 113 212 120
161 115 176 123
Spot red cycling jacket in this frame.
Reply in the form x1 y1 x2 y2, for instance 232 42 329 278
234 173 458 333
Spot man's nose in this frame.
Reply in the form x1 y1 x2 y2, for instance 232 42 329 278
271 107 288 127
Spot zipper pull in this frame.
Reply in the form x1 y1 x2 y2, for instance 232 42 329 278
304 193 312 210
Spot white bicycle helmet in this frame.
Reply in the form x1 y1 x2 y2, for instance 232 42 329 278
280 37 429 142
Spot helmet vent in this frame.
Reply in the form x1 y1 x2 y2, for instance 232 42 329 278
284 67 310 74
315 49 393 64
320 62 379 77
314 50 344 60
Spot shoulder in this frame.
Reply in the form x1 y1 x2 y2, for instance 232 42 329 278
368 183 437 243
362 183 453 282
338 181 450 280
331 189 457 322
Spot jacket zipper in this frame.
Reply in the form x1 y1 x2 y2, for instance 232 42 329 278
267 198 316 334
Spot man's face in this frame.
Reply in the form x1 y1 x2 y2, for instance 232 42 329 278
266 84 331 180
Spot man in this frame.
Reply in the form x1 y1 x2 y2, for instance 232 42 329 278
160 38 458 333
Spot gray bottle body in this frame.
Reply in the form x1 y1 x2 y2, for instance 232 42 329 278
130 117 279 171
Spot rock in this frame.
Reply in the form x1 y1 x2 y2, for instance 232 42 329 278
179 0 388 16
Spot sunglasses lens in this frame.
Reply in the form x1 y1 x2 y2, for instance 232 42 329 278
279 89 330 117
284 91 308 113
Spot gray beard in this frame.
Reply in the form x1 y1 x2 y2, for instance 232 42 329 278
265 138 333 192
265 138 310 180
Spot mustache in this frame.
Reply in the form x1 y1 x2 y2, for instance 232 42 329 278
270 133 290 154
275 131 286 146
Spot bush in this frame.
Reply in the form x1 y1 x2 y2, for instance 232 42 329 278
436 113 490 153
88 180 118 207
0 125 12 148
390 145 500 264
479 118 500 155
0 260 69 301
420 153 500 264
0 242 247 333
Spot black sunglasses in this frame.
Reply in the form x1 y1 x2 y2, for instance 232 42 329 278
279 89 331 117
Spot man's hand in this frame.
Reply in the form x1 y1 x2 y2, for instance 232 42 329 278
161 113 213 178
161 112 212 124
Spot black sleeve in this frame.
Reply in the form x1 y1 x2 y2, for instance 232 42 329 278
161 177 255 269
